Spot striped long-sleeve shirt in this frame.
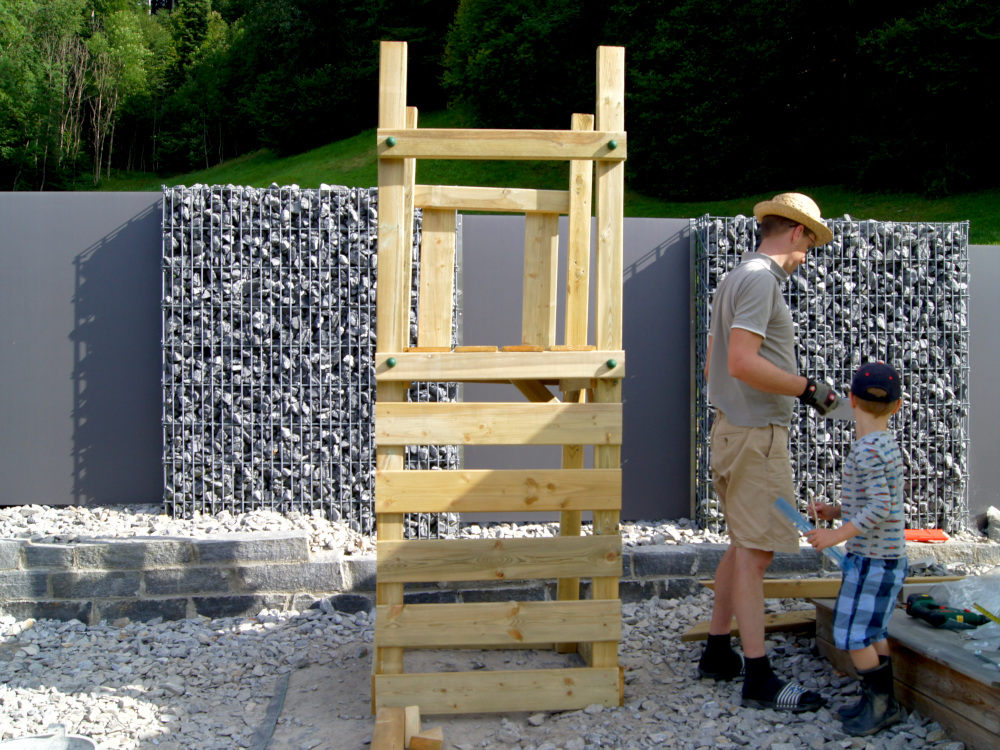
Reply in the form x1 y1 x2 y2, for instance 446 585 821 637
841 431 907 559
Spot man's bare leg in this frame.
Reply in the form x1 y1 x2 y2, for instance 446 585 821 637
708 545 738 635
731 546 773 658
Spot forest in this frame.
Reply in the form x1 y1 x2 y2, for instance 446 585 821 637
1 0 997 199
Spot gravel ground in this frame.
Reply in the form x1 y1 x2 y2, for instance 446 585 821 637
1 504 995 750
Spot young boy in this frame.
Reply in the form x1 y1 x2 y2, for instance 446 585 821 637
804 362 908 737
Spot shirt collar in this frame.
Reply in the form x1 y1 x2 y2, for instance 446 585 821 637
741 251 789 283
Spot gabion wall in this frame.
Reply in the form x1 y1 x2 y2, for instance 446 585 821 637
693 216 970 533
162 185 459 537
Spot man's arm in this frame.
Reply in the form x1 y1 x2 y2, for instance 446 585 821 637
728 327 808 396
705 335 712 382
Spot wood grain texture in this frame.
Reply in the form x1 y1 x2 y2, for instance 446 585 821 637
374 667 621 714
375 402 622 446
377 129 626 161
377 535 622 583
375 468 621 513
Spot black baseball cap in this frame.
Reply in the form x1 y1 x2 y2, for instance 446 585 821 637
851 362 902 403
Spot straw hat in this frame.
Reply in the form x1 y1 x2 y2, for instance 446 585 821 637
753 192 833 246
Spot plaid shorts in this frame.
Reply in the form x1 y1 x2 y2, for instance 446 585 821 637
833 553 908 651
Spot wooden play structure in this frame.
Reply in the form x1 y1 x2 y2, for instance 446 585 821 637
372 40 627 715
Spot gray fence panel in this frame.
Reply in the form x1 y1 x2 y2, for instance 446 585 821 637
969 244 1000 529
0 193 163 507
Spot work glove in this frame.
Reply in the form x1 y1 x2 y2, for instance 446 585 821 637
799 377 839 416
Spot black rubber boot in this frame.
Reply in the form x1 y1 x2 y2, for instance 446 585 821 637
837 655 889 721
841 658 901 737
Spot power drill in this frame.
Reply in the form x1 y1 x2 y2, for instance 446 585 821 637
905 593 990 630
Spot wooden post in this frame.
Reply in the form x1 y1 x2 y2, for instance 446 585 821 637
375 40 409 688
556 112 595 653
589 47 624 685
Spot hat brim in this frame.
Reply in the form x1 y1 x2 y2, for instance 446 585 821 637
754 201 834 246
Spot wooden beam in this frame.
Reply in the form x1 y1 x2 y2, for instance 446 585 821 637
377 129 626 161
512 379 559 403
375 402 622 447
409 727 444 750
681 609 818 642
375 600 621 648
417 208 456 348
377 535 622 584
595 46 625 353
375 350 625 381
566 113 594 348
403 705 421 749
376 468 621 514
522 212 559 348
374 40 409 688
414 184 570 214
374 667 621 714
371 707 405 750
699 575 966 600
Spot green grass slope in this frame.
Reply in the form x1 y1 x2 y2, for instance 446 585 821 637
98 111 1000 244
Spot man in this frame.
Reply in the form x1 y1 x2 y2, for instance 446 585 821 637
699 192 838 712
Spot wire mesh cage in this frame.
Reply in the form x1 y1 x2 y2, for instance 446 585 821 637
161 185 458 537
692 214 971 533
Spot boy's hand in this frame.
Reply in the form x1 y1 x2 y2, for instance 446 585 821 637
804 528 840 551
807 501 840 522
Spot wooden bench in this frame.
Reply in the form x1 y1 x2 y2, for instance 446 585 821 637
814 598 1000 750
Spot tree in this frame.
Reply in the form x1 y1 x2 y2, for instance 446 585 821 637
602 0 862 200
855 0 1000 195
85 5 153 184
442 0 610 129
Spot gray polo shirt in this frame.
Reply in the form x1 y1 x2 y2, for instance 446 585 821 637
708 252 797 427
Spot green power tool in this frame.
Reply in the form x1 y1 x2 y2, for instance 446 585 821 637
905 593 990 630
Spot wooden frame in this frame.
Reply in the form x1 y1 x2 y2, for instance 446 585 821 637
373 41 626 716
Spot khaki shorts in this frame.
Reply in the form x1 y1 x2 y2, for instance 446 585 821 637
710 411 799 553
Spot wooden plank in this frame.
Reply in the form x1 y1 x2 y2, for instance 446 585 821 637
595 47 625 353
401 106 417 332
409 727 444 750
414 184 570 214
371 707 405 750
377 535 622 584
589 51 626 671
375 600 621 648
453 345 498 352
501 344 545 352
375 350 625 381
550 345 596 351
417 208 456 348
374 667 621 714
375 402 622 446
590 378 622 670
699 575 965 600
377 129 626 161
680 609 817 642
895 681 1000 750
403 705 421 748
374 41 409 691
375 468 621 513
376 43 410 355
523 212 559 348
566 113 594 349
512 380 559 403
